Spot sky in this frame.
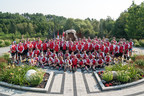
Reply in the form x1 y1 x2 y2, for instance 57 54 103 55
0 0 143 20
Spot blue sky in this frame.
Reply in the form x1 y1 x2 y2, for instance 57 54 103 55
0 0 143 20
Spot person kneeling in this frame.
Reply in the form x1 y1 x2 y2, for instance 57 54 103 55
72 55 78 72
97 56 104 68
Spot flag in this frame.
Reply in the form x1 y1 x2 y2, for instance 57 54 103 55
57 30 59 39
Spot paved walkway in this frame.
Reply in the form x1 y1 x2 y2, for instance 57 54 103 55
0 47 144 96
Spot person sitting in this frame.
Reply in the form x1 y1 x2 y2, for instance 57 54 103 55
78 57 85 71
97 56 104 68
91 56 97 71
84 56 91 72
53 56 60 69
33 54 39 66
64 56 72 72
47 55 54 68
39 54 47 68
72 55 78 72
105 53 112 66
59 56 64 71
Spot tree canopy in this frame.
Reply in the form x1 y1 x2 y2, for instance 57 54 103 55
0 1 143 40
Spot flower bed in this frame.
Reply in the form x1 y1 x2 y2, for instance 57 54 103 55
97 63 144 87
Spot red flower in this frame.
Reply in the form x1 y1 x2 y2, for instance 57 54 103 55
109 83 112 86
98 72 101 75
101 71 104 73
105 84 109 87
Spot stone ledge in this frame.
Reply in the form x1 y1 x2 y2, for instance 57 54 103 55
93 71 144 91
0 71 54 93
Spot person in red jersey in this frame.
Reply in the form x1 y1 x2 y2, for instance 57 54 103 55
129 39 134 57
33 47 40 57
23 40 28 59
109 42 115 55
88 52 93 59
91 56 97 71
40 54 47 68
92 50 98 59
68 40 73 54
47 55 54 68
58 56 65 71
105 53 112 66
82 51 88 59
49 39 54 52
119 42 124 57
112 37 117 44
72 55 78 72
17 42 24 62
10 42 16 63
100 42 105 52
64 50 70 59
27 40 33 51
78 57 85 69
59 39 63 51
84 56 91 72
46 48 52 58
97 56 104 68
32 39 37 50
77 42 83 53
70 52 75 59
89 41 93 52
76 51 81 59
104 44 110 56
52 56 59 68
83 41 89 52
88 37 91 42
36 41 42 52
27 49 34 58
58 50 64 57
124 41 130 61
37 37 42 44
94 42 100 52
52 50 57 59
62 40 67 54
98 49 105 59
114 43 120 58
33 54 39 66
72 42 77 54
42 40 48 55
64 56 72 72
54 41 60 54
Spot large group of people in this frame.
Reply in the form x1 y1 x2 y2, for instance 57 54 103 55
10 36 134 72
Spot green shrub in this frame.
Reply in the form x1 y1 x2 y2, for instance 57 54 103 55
117 71 130 83
102 71 113 82
0 62 8 69
0 40 3 44
2 53 10 62
135 59 144 66
0 43 5 47
0 64 44 86
133 39 139 44
28 69 44 86
139 39 144 47
105 65 113 71
127 66 139 80
131 54 137 61
134 42 141 47
4 40 11 46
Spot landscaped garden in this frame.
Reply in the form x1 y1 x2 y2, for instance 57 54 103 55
97 55 144 87
0 53 49 88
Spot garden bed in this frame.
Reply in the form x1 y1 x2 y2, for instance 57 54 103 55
0 72 54 92
94 71 144 91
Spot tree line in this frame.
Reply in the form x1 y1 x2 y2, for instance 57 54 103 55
0 1 143 40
